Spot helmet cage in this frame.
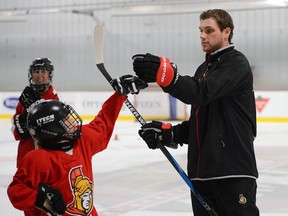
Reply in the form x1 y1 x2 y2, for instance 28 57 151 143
57 105 82 141
28 58 54 93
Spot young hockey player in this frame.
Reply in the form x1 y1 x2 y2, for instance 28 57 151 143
7 75 147 216
12 58 59 168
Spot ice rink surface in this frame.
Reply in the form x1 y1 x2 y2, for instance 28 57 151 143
1 119 288 216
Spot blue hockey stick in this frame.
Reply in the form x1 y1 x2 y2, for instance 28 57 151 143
94 24 218 216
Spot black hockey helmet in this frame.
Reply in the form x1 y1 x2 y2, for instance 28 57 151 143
27 100 82 151
28 58 54 93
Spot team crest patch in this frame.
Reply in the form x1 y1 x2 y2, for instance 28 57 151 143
66 166 94 215
239 194 247 204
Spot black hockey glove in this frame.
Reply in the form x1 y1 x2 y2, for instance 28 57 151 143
14 113 30 139
35 183 66 215
132 53 178 89
139 120 178 149
112 74 148 96
19 86 44 112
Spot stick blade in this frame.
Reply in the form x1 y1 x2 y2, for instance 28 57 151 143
94 24 104 65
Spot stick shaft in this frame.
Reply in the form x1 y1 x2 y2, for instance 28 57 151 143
94 24 218 216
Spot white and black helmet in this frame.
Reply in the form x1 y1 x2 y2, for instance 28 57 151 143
28 58 54 93
27 100 82 151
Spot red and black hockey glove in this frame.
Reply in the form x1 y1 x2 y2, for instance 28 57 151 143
139 120 178 149
35 183 66 215
111 74 148 96
19 86 44 112
132 53 178 89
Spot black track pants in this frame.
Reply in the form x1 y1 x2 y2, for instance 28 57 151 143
190 178 260 216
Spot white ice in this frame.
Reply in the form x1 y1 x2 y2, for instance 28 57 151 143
1 119 288 216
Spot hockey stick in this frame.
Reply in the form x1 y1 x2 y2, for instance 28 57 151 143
94 24 218 216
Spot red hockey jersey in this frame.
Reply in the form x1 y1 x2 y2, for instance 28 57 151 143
8 92 126 216
12 85 59 168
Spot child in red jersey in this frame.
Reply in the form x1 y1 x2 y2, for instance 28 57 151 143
12 58 59 170
7 75 147 216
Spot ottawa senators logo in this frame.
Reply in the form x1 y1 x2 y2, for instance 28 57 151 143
66 166 94 215
238 194 247 204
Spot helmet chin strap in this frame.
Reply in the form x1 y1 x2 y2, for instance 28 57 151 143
29 73 52 93
40 140 74 151
30 83 51 93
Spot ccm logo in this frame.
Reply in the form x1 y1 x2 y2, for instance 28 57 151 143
161 57 167 83
3 97 19 109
